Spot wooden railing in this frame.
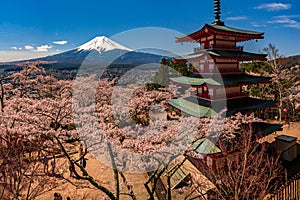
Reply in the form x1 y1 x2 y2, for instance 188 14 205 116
194 45 243 52
268 172 300 200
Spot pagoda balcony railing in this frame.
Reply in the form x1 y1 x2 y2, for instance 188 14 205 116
194 47 203 52
194 45 243 52
194 68 242 74
194 93 247 101
218 68 242 74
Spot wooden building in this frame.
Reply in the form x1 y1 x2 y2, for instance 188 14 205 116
166 0 282 172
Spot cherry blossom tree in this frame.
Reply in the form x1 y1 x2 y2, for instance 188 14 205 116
186 114 284 200
0 62 284 200
241 44 300 121
70 72 283 200
260 44 297 121
0 63 75 199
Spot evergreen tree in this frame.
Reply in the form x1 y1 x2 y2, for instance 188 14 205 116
147 58 194 90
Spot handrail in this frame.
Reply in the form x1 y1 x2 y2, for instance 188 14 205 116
194 45 244 52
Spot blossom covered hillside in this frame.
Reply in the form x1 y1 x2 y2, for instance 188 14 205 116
0 62 284 199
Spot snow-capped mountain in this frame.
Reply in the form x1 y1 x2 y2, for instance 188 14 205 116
0 36 167 74
77 36 132 53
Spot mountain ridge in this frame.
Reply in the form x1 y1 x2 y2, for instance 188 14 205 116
0 36 167 73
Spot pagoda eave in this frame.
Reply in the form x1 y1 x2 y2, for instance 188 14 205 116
166 98 218 118
176 24 264 43
174 50 267 63
170 77 222 86
252 122 283 139
171 74 272 87
167 97 276 118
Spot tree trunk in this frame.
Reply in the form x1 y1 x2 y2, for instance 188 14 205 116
167 175 171 200
0 80 4 113
107 142 119 200
278 84 283 121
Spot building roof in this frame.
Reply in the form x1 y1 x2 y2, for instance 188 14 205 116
225 97 276 115
171 74 271 86
209 50 267 60
275 134 297 142
253 122 283 138
176 23 264 43
174 49 267 62
210 24 264 36
167 98 218 118
161 156 215 194
167 97 276 117
166 164 191 190
220 74 271 85
193 138 221 155
170 77 222 86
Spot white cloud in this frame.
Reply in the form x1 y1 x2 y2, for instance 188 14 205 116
0 51 55 62
226 16 247 21
11 47 23 50
24 45 34 50
53 40 68 45
269 15 300 29
251 23 267 28
34 45 52 52
255 3 292 11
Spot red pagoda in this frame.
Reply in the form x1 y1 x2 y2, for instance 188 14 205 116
168 0 276 118
166 0 282 171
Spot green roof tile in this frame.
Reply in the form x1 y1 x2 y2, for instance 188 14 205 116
192 138 221 155
167 98 218 118
174 50 266 61
176 24 264 41
171 74 271 86
210 24 264 35
170 77 221 86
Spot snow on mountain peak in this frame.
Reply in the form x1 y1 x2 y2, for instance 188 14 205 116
77 36 132 53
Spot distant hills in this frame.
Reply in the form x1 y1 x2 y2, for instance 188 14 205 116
0 36 167 75
285 55 300 68
1 36 299 78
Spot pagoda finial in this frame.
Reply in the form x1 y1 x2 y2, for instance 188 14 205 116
212 0 224 26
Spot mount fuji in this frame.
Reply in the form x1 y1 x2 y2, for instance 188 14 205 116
77 36 132 53
0 36 167 73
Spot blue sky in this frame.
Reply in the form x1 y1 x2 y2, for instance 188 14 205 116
0 0 300 61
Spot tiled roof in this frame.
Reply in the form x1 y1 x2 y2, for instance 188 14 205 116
167 98 218 118
172 74 271 86
170 77 221 86
167 97 276 117
176 24 264 43
174 50 266 61
193 138 221 155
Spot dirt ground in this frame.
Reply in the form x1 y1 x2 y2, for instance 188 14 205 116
261 121 300 143
36 152 214 200
36 121 300 200
35 151 150 200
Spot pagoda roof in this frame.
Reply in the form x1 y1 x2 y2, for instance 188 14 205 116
176 23 264 43
252 122 283 138
190 123 282 155
170 77 222 86
165 163 191 190
193 96 276 115
171 74 271 86
174 50 267 62
193 138 221 155
222 74 271 85
167 98 218 118
167 97 276 117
